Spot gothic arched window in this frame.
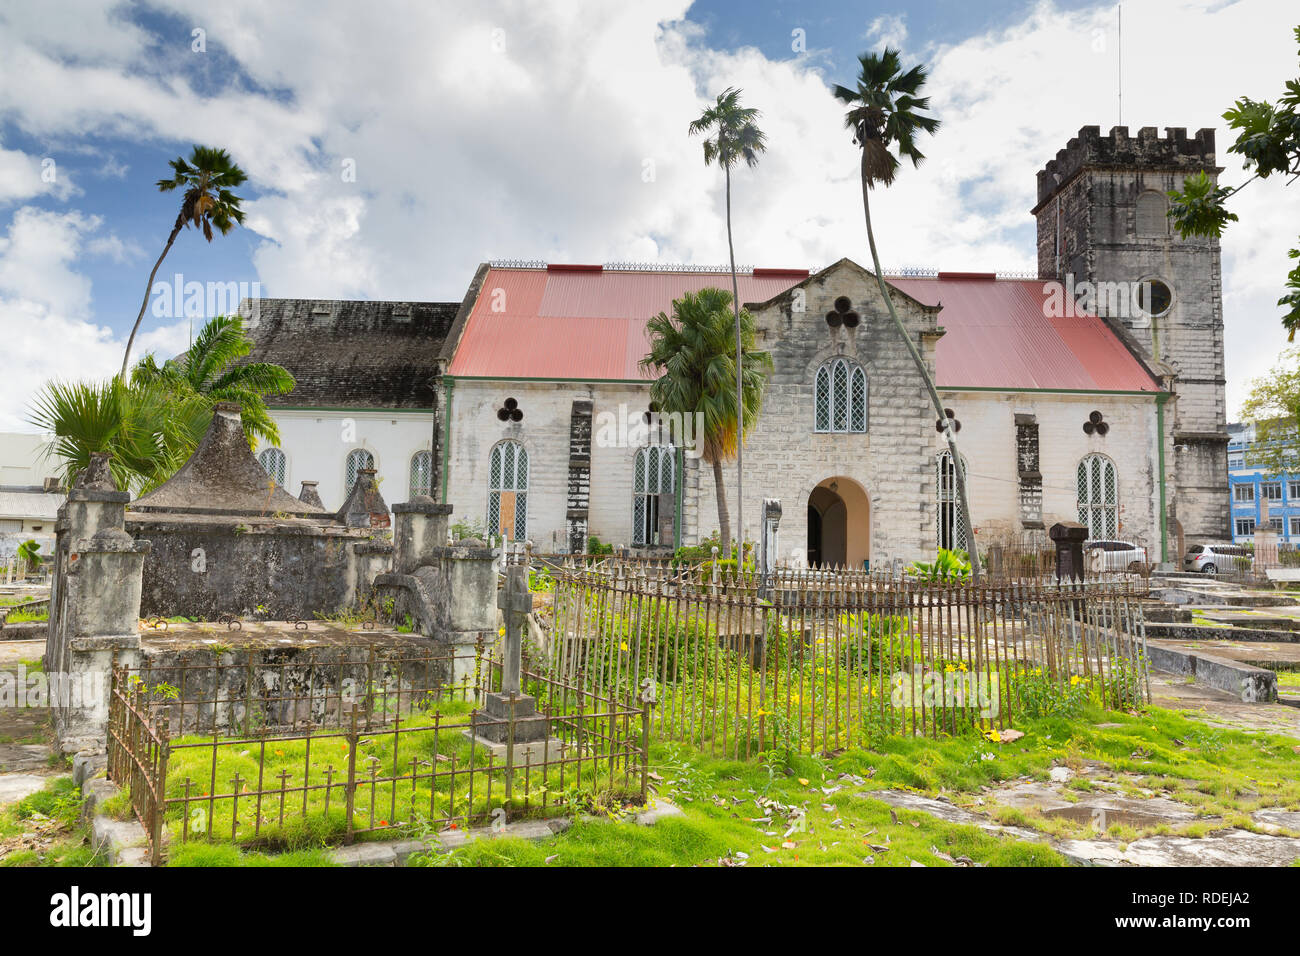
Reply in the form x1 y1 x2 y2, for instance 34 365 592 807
1077 455 1118 538
346 448 374 493
257 447 286 487
936 450 969 553
488 441 528 541
1135 191 1168 238
814 358 867 432
633 445 675 546
409 450 433 498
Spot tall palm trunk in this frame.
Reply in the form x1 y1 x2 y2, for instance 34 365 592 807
711 455 732 556
121 213 185 379
860 166 981 581
724 162 745 559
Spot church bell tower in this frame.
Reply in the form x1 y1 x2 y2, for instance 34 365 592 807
1033 125 1230 546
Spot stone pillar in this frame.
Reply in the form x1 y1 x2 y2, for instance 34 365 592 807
392 498 453 574
429 375 443 501
47 454 151 752
759 498 782 593
1049 521 1088 583
987 542 1005 578
298 480 325 509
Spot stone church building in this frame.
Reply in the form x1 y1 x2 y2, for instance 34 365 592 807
240 125 1229 568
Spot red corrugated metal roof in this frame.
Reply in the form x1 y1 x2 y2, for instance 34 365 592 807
889 276 1158 392
447 265 1159 392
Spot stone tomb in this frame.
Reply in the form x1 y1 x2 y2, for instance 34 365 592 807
125 403 392 620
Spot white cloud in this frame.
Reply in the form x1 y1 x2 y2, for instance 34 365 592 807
86 233 145 264
0 207 187 432
865 14 909 50
0 0 1293 425
0 141 80 204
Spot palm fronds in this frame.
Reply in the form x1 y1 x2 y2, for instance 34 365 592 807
640 288 772 464
35 315 294 494
832 48 940 188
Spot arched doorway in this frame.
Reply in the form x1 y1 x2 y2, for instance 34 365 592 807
807 476 870 568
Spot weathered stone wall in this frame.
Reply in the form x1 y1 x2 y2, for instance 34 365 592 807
444 380 654 550
707 259 941 566
135 639 451 735
127 516 391 620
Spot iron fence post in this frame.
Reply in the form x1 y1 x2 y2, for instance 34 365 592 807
344 705 359 845
640 696 652 802
152 713 169 866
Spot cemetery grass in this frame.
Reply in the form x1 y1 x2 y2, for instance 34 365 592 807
0 776 107 867
158 697 641 856
128 700 1300 866
414 701 1300 867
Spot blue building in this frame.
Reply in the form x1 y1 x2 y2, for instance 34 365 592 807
1227 422 1300 544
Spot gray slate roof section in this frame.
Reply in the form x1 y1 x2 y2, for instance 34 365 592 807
238 298 460 409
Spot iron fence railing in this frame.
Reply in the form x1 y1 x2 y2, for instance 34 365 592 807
106 667 169 861
542 564 1149 761
106 644 649 865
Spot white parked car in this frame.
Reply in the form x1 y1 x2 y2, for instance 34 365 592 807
1184 544 1252 574
1084 540 1148 572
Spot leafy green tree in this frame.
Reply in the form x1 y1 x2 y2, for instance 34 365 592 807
1167 25 1300 338
121 145 249 377
833 48 979 579
1238 345 1300 474
131 314 294 447
689 88 767 546
640 288 772 554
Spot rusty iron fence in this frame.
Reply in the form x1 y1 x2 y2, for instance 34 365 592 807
508 540 1151 587
106 643 649 865
541 563 1150 761
106 667 170 859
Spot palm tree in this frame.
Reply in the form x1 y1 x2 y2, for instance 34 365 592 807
31 315 294 494
131 314 294 447
640 288 772 554
121 146 248 378
833 49 980 581
689 88 767 551
27 377 203 494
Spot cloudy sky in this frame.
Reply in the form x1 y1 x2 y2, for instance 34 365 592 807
0 0 1295 431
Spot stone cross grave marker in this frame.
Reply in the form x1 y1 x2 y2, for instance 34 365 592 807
497 563 533 695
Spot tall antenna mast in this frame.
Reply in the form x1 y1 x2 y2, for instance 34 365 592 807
1117 4 1123 126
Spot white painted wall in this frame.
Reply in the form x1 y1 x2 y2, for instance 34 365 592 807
259 410 435 514
440 380 1166 561
0 432 57 487
942 390 1163 548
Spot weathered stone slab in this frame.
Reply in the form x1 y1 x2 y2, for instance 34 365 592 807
0 773 47 804
0 744 52 773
